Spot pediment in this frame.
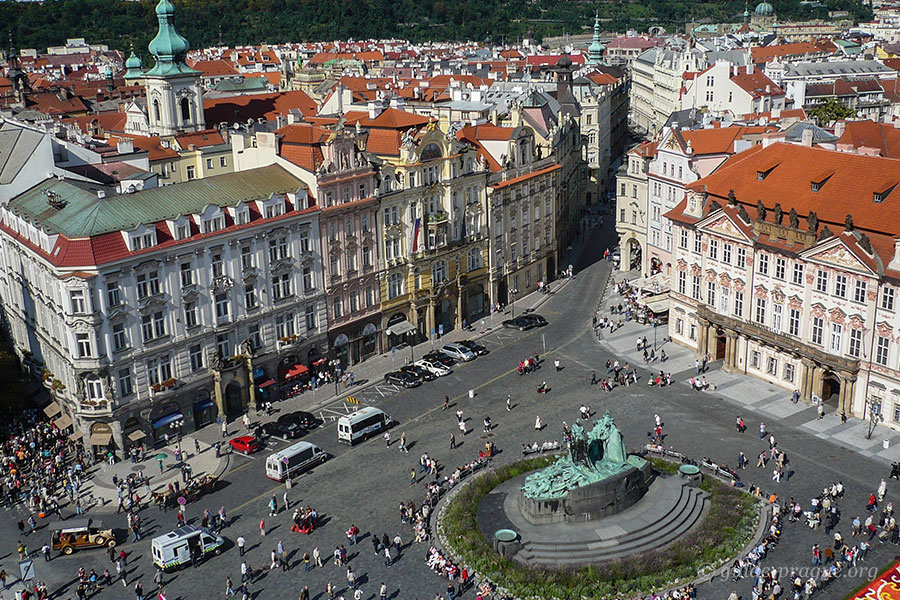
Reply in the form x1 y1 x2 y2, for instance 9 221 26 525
802 238 875 275
698 213 751 242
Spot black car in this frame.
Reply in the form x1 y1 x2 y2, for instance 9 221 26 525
280 411 319 430
261 420 305 440
422 351 456 367
458 339 488 356
400 364 436 381
502 316 534 331
384 370 423 388
522 314 548 327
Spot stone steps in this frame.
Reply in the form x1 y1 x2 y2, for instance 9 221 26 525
515 482 708 565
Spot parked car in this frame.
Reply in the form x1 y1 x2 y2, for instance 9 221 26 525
521 314 548 327
458 339 488 356
502 316 534 331
261 412 319 440
400 363 436 382
442 343 476 362
280 411 319 430
415 358 452 377
229 435 262 455
384 370 423 388
423 351 456 367
50 519 116 555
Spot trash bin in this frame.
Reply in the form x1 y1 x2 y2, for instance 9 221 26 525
468 389 475 399
884 440 890 450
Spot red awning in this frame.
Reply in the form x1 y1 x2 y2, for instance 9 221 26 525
258 379 276 388
285 364 309 379
312 358 327 366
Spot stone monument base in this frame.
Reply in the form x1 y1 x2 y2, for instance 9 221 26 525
518 459 653 524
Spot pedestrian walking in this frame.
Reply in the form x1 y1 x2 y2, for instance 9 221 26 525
221 420 228 438
399 432 408 453
759 422 766 439
443 396 449 410
409 468 417 486
590 371 597 385
383 546 392 566
283 491 290 511
506 395 512 411
237 535 245 556
259 519 266 536
459 420 466 436
456 409 464 423
384 431 391 447
313 546 323 568
449 433 456 449
554 359 561 371
379 582 387 600
154 568 163 589
303 552 311 571
135 581 144 600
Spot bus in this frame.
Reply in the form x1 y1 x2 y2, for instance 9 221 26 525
265 441 327 481
337 406 394 445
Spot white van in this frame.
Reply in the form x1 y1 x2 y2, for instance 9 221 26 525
151 525 224 570
338 406 394 445
266 441 327 481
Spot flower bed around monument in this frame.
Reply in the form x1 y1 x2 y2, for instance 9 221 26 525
438 455 762 599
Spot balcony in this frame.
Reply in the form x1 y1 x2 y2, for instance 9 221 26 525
77 398 114 417
427 211 449 224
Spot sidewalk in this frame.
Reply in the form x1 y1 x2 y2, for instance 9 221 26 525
594 273 900 465
78 435 229 508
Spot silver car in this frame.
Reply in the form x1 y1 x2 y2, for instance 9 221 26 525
442 343 476 362
415 359 452 377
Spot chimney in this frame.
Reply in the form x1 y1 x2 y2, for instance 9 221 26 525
97 190 106 199
834 121 846 138
801 128 814 147
367 100 383 120
747 62 754 75
116 140 134 154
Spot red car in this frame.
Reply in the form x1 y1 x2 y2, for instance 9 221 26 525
228 435 261 455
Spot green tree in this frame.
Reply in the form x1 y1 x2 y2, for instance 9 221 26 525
807 97 855 127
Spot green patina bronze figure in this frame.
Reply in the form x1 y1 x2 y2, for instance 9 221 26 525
522 412 647 500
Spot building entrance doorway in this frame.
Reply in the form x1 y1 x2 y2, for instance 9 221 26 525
714 330 727 361
821 373 841 408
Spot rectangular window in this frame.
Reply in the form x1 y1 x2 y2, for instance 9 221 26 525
361 214 370 233
211 253 224 278
784 363 795 382
679 230 688 249
755 297 766 325
772 303 782 332
241 246 254 270
106 282 120 307
269 237 289 262
734 290 744 317
736 247 746 268
176 223 190 240
184 301 198 328
272 273 291 300
719 287 730 313
75 333 91 358
363 245 372 268
220 156 227 168
349 292 358 313
766 356 777 375
70 290 86 314
302 267 313 292
882 287 895 311
206 158 213 170
305 305 316 331
756 253 769 275
153 311 165 338
708 238 718 261
693 233 702 254
216 333 230 359
815 269 828 293
180 262 193 287
244 285 257 310
189 344 203 372
789 308 800 337
750 350 760 369
333 296 343 319
855 280 867 304
691 275 701 300
248 324 261 350
366 285 375 307
830 323 843 354
775 257 786 280
215 293 230 321
112 323 127 351
136 273 148 299
722 243 732 264
876 336 891 366
707 281 716 306
678 272 686 295
141 314 153 342
275 312 295 339
849 328 863 358
834 274 847 298
118 368 132 397
299 230 310 253
186 166 195 180
792 263 804 285
811 317 824 346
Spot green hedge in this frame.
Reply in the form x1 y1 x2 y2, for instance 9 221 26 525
438 456 761 599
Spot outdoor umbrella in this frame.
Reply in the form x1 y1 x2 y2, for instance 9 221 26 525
156 453 168 461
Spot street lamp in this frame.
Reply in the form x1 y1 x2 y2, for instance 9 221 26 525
169 418 184 444
510 288 519 318
866 397 884 439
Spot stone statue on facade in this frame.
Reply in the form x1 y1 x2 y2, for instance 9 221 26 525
807 211 818 233
756 199 767 222
774 203 783 225
789 207 799 229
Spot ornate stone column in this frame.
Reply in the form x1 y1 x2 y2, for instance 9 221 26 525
212 369 225 418
800 359 815 403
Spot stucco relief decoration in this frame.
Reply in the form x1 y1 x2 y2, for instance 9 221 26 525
806 273 815 284
788 296 803 310
701 241 709 253
877 322 895 339
733 279 745 292
706 270 717 282
755 286 768 300
817 245 858 270
830 308 846 325
772 289 785 303
719 273 731 287
676 260 688 272
691 264 702 277
849 315 866 330
811 304 826 318
868 289 878 302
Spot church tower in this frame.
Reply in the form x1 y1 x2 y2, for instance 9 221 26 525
143 0 205 135
586 13 605 67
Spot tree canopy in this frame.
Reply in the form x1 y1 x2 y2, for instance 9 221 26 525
1 0 872 57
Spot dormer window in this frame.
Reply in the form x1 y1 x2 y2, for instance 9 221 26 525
874 184 897 203
810 173 832 192
175 223 191 240
130 232 156 251
202 216 225 234
757 167 775 180
236 209 250 225
265 203 285 219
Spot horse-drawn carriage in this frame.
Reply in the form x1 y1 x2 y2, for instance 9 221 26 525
151 474 217 509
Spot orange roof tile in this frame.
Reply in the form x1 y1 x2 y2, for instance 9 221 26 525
202 90 317 127
837 120 900 158
491 164 561 189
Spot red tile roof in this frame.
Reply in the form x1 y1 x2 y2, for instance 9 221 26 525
175 129 226 149
347 107 430 130
189 59 239 77
837 120 900 158
202 90 318 126
730 67 784 98
491 164 561 189
750 40 836 62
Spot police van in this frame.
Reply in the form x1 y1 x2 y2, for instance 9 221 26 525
265 441 327 481
338 406 394 445
151 525 224 570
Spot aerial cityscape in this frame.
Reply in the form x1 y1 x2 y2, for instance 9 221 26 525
5 0 900 599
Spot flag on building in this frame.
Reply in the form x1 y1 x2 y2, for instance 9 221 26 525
411 217 422 253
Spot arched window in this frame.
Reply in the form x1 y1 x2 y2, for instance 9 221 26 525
152 99 160 122
432 260 448 284
180 97 190 122
387 273 403 299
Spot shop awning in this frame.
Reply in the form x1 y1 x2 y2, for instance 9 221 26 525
386 320 416 336
69 430 83 442
127 430 147 442
193 399 215 412
89 431 112 446
285 364 309 379
53 414 73 430
258 379 276 388
43 402 62 418
641 294 670 314
152 412 184 429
